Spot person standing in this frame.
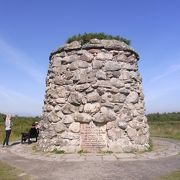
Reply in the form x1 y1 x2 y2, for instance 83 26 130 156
3 114 13 147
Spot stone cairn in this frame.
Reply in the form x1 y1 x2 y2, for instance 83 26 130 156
38 39 150 153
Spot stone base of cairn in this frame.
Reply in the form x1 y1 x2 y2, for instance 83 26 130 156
38 39 150 153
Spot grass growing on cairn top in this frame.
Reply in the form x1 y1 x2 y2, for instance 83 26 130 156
66 32 131 45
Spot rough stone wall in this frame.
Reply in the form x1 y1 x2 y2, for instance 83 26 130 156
38 39 150 153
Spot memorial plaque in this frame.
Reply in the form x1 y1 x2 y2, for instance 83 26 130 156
80 121 107 152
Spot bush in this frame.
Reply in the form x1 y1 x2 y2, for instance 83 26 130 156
147 112 180 122
52 149 65 154
66 32 130 45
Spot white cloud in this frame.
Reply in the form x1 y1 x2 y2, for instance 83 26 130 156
145 86 176 102
0 37 46 115
0 86 43 116
0 37 46 83
150 63 180 82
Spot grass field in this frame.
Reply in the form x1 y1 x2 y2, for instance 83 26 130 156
0 161 29 180
159 171 180 180
149 121 180 140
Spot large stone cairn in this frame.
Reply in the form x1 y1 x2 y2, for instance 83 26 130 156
38 39 150 153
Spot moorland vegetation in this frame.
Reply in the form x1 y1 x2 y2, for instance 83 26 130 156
66 32 131 45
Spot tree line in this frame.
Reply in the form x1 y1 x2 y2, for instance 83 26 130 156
147 112 180 122
1 112 180 123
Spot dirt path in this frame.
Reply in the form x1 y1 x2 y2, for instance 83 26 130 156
0 138 180 180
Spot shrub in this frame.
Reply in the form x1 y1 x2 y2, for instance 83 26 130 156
147 112 180 122
66 32 130 45
77 149 88 154
52 149 65 154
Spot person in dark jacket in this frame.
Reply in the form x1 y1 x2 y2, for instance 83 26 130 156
21 122 39 144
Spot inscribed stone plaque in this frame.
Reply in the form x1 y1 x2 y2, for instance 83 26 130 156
80 121 107 152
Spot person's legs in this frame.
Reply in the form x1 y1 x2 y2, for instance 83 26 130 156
3 130 11 146
3 131 7 146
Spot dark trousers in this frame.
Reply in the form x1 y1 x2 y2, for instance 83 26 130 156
3 130 11 146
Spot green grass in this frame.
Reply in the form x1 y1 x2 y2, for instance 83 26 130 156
66 32 130 45
149 121 180 140
52 149 65 154
99 150 113 154
159 171 180 180
0 161 29 180
77 149 88 154
147 138 154 152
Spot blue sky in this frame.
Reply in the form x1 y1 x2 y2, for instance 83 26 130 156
0 0 180 116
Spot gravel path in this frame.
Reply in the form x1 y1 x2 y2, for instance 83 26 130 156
0 138 180 180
